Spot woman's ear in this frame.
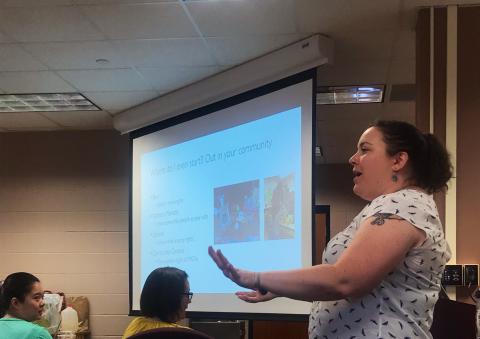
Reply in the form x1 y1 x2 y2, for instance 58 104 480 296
10 297 20 309
392 151 409 171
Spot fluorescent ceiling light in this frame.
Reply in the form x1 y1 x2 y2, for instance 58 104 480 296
316 85 384 105
0 93 99 113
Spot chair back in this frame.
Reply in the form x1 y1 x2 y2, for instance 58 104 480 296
430 298 476 339
127 327 214 339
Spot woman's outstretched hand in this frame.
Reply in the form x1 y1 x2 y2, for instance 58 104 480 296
208 246 256 290
236 291 277 303
208 246 274 303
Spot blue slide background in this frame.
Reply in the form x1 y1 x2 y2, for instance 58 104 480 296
140 107 302 293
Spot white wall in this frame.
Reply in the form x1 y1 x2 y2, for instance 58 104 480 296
0 132 363 338
315 164 365 237
0 131 131 339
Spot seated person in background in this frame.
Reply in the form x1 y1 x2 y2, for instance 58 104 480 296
122 267 193 339
0 272 51 339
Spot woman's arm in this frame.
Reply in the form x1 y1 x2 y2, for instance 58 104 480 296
209 214 425 302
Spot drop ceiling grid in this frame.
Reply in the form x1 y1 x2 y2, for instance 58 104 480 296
0 0 427 141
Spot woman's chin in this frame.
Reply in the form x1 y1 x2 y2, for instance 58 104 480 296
352 186 372 201
352 184 361 196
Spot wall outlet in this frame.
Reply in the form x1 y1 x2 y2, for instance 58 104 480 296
464 264 479 286
442 264 464 285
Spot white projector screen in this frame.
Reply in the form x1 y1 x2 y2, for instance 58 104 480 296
130 70 316 319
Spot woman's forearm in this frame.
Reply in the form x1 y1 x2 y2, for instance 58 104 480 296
258 264 352 302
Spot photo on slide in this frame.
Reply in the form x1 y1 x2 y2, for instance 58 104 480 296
213 180 260 244
264 173 295 240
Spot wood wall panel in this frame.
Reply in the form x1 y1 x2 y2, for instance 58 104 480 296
433 7 447 225
433 7 447 145
417 5 480 303
456 6 480 264
416 8 448 231
416 8 431 133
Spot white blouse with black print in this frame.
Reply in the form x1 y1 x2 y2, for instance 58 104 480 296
308 189 451 339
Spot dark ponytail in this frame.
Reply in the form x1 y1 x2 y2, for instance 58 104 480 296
421 133 453 193
372 120 453 194
0 279 4 318
0 272 40 316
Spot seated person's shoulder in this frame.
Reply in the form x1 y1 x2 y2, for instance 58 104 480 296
36 326 52 339
0 318 51 339
26 321 52 339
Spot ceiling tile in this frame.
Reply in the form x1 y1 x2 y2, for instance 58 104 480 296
0 6 105 42
136 66 226 92
57 69 154 92
41 110 113 129
112 39 215 67
0 44 48 71
23 41 130 70
296 0 402 35
0 71 76 93
81 3 197 39
186 0 297 36
0 112 61 130
205 34 307 65
84 91 159 112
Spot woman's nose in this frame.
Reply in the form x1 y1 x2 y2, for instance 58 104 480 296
349 152 357 165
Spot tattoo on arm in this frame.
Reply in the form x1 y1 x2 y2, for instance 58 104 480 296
370 212 399 225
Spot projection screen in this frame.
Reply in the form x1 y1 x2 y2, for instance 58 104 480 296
130 69 316 319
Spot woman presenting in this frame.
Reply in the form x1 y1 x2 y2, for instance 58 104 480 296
209 120 452 339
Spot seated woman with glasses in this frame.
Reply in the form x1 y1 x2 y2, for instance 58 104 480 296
122 267 193 339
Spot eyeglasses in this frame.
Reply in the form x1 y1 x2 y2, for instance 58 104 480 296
182 292 193 301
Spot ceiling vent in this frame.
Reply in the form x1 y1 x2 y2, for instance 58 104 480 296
316 85 384 105
0 93 99 113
